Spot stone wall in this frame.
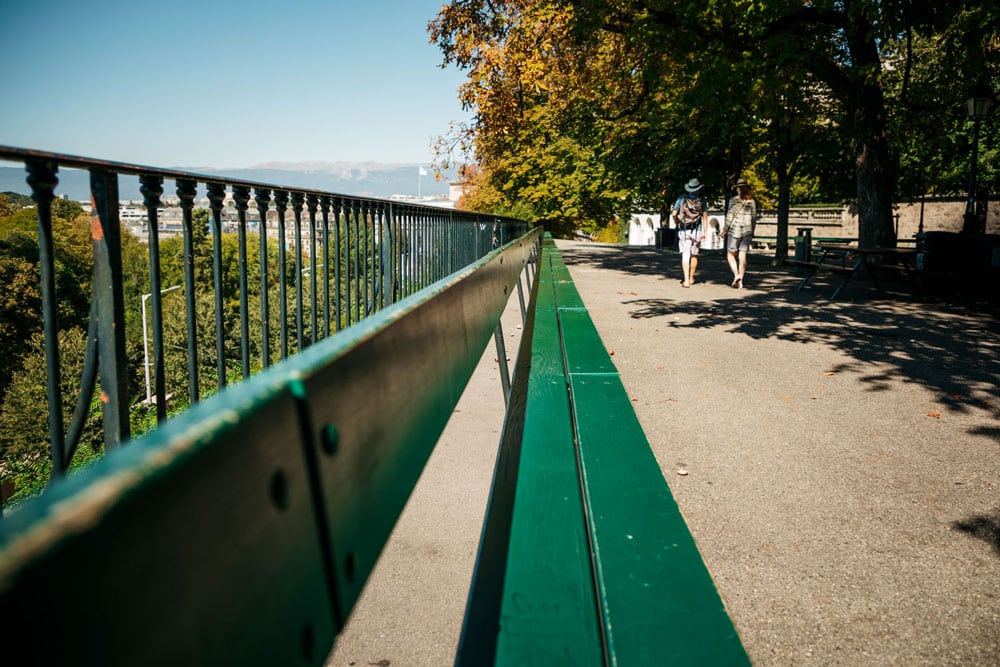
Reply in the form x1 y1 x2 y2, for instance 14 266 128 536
753 198 999 241
628 198 999 246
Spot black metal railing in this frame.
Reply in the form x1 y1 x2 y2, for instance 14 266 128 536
0 146 528 500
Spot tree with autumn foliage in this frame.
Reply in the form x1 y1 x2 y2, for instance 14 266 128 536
431 0 998 254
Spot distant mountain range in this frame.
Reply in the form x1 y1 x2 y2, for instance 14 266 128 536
0 161 453 201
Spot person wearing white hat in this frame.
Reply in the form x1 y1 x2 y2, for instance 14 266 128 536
671 178 709 287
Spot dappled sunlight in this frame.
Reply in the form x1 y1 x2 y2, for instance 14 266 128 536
557 241 1000 421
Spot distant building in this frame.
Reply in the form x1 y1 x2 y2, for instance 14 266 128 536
449 180 464 204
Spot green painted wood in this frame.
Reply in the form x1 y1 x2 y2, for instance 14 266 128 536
0 228 544 666
493 249 603 665
0 385 336 666
297 229 542 622
456 244 544 666
555 306 618 376
551 242 750 665
483 233 748 665
570 375 750 664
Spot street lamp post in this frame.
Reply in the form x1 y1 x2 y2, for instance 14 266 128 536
142 285 181 404
962 84 994 234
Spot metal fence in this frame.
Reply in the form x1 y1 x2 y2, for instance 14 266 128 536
0 146 528 492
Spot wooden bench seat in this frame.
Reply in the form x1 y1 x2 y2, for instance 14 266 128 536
458 234 749 665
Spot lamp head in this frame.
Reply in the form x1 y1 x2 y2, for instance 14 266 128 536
967 82 994 119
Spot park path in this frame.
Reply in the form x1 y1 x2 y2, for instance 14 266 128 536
329 240 1000 666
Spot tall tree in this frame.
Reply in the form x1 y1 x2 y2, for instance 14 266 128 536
433 0 997 247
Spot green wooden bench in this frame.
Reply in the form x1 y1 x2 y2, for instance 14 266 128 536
0 230 747 665
458 234 748 665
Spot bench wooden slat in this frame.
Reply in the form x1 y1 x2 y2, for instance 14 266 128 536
571 375 749 663
480 234 750 665
494 280 603 664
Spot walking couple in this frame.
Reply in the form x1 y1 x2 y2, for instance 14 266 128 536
670 177 759 289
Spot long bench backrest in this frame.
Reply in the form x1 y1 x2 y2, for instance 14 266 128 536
0 228 542 666
458 234 750 665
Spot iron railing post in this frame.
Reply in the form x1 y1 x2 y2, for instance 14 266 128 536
139 174 171 421
290 192 305 352
254 188 272 369
206 182 228 388
273 190 289 359
176 179 200 403
306 194 319 344
332 197 343 332
233 185 252 379
320 196 332 337
90 169 130 448
26 160 66 476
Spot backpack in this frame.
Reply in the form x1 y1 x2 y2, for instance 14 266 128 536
677 195 703 227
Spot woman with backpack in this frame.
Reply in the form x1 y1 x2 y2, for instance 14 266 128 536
721 178 759 289
671 178 709 287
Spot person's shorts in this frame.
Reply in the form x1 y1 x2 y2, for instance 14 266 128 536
677 227 702 256
726 234 752 253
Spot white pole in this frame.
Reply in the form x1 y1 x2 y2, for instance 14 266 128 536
142 285 181 405
141 293 151 404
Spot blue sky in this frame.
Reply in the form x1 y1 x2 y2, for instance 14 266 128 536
0 0 471 168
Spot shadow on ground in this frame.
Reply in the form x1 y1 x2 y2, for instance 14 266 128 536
558 243 1000 430
953 509 1000 556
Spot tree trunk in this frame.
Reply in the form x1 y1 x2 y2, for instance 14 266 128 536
852 91 895 248
847 21 896 249
774 160 792 263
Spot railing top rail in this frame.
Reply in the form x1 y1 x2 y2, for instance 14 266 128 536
0 144 519 221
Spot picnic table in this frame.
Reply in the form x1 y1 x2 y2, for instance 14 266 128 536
790 243 918 299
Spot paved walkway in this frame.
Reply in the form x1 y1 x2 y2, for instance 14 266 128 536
329 240 1000 666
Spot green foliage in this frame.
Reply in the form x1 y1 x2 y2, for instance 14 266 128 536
0 208 93 398
0 193 393 504
0 192 33 213
0 327 103 506
431 0 997 246
50 198 84 220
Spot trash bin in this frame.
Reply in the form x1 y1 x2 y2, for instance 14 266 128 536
794 227 813 274
794 228 813 261
655 227 677 249
919 231 962 273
